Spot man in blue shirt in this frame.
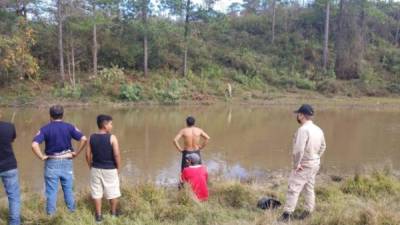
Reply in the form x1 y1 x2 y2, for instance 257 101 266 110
31 105 87 215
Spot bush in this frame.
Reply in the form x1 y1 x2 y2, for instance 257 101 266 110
317 79 341 95
232 72 265 90
98 65 125 83
53 84 82 99
232 72 250 85
200 65 224 80
341 172 400 199
386 83 400 94
154 79 183 104
119 83 143 101
295 77 316 90
213 183 255 209
270 75 315 90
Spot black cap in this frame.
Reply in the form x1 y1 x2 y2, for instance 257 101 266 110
294 104 314 116
49 105 64 119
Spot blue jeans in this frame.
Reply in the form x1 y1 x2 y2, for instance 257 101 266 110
0 169 21 225
44 159 75 215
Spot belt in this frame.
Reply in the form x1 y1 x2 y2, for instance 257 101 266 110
47 150 73 160
47 157 72 161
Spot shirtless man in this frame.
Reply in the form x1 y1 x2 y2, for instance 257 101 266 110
173 116 210 171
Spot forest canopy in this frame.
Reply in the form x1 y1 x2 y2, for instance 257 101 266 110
1 0 400 101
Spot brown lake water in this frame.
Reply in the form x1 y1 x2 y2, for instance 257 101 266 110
1 104 400 190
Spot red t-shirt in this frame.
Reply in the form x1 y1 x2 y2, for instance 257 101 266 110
181 165 209 201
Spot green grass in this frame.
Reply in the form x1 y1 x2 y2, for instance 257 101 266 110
1 170 399 225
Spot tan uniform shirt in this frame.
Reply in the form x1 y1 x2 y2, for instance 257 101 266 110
292 120 326 169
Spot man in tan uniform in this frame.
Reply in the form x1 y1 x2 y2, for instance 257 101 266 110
173 116 210 171
279 104 326 222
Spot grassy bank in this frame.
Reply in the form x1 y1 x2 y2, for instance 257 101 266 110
2 170 400 225
2 69 400 109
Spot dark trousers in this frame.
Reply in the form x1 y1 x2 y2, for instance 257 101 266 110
181 150 202 171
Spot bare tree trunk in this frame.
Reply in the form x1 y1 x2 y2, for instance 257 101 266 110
71 43 76 88
323 0 330 71
15 0 27 18
183 0 191 77
284 5 288 34
67 46 71 79
334 0 344 79
334 0 362 80
271 0 276 44
22 0 27 18
395 19 400 47
57 0 65 83
143 36 148 76
92 2 98 76
143 0 148 77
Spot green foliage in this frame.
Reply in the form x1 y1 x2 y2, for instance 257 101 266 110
317 79 342 95
200 65 224 80
53 84 82 99
386 83 400 94
341 172 400 199
2 0 400 99
138 183 165 204
213 183 255 209
270 73 316 90
119 83 143 101
232 72 265 90
153 79 183 104
0 18 39 80
98 65 125 83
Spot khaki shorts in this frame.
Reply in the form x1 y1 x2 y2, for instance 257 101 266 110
90 168 121 199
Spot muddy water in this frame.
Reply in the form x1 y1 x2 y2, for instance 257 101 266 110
1 104 400 189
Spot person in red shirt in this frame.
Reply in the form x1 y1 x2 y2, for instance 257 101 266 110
181 153 209 201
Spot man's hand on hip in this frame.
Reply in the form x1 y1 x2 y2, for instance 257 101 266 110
295 164 304 173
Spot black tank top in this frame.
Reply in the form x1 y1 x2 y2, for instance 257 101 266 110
90 133 116 169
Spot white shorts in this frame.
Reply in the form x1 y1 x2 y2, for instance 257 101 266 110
90 168 121 200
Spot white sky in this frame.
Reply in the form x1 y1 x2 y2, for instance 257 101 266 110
214 0 243 12
193 0 244 12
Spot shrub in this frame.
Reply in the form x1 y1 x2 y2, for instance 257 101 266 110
295 77 316 90
317 79 341 95
53 84 82 99
154 79 183 104
137 183 165 205
232 72 250 85
98 65 125 83
119 83 143 101
386 83 400 94
213 183 255 209
232 72 265 90
341 172 400 199
200 65 224 80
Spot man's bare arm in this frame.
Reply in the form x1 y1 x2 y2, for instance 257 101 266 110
173 131 184 152
31 142 48 161
199 130 210 150
85 137 92 168
72 136 88 158
111 135 121 173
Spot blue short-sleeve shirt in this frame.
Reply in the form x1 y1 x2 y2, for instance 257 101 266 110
33 121 83 155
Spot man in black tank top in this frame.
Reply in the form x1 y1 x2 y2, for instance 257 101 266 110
86 115 121 223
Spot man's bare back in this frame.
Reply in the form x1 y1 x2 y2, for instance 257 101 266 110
174 127 210 152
